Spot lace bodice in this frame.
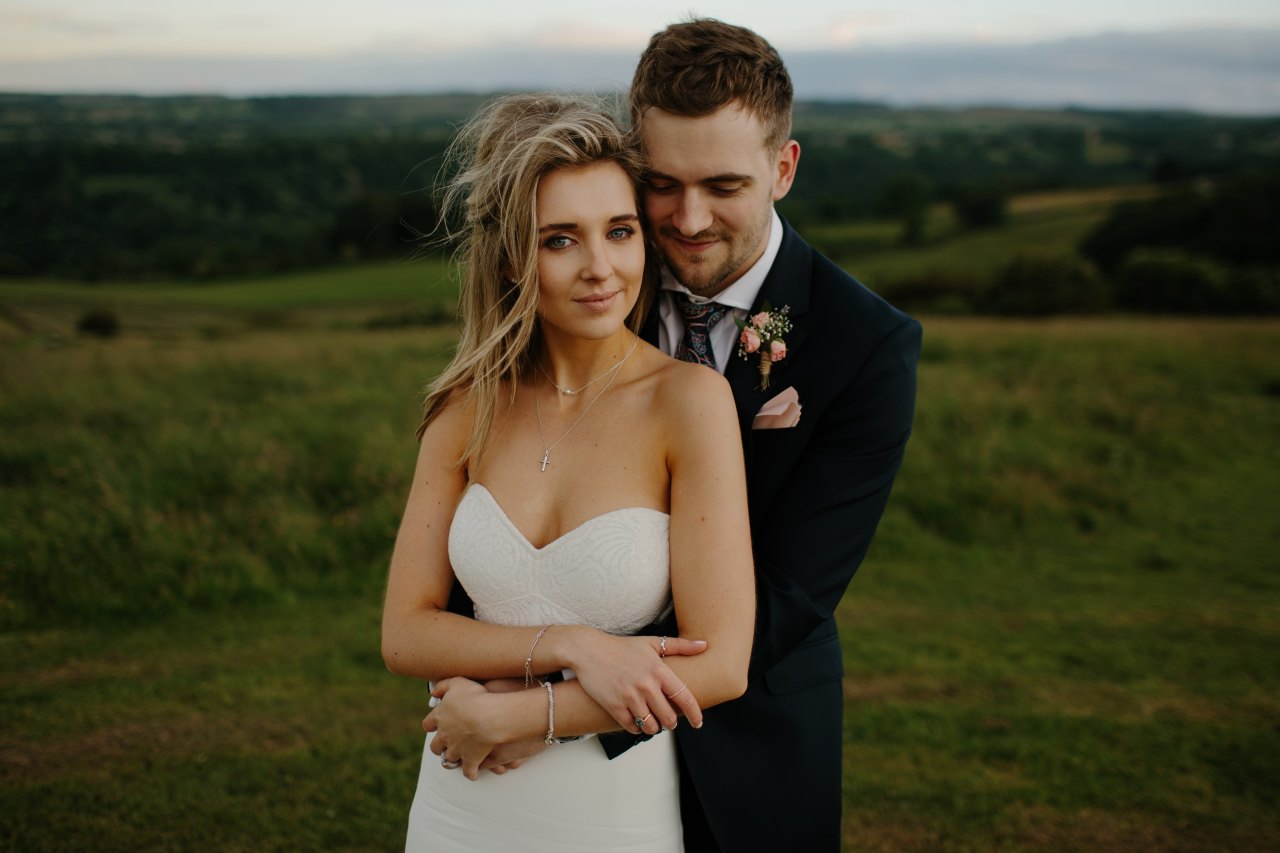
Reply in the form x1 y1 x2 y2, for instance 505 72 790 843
447 483 672 634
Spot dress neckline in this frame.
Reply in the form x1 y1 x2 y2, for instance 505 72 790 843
462 483 668 552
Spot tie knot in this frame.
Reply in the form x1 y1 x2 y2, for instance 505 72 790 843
674 293 729 330
672 293 731 369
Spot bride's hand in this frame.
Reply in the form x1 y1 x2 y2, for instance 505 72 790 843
424 677 507 780
560 630 707 734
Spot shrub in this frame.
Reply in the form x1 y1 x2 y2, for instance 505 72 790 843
874 174 933 245
980 254 1107 316
1224 267 1280 314
1079 194 1206 273
1080 172 1280 274
878 272 982 315
1113 250 1227 314
364 304 458 329
1113 250 1280 314
76 307 120 337
947 182 1008 229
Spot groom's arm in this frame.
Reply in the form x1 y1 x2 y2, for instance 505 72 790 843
750 315 920 674
601 314 919 758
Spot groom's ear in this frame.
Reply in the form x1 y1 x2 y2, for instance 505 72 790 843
771 140 801 202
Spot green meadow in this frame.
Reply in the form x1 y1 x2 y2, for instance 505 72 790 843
2 209 1278 849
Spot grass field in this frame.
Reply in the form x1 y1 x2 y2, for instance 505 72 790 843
0 257 456 340
2 308 1276 850
2 191 1278 849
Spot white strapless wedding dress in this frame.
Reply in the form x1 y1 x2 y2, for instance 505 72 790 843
405 483 682 852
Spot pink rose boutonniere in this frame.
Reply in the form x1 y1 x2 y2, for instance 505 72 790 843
735 303 793 390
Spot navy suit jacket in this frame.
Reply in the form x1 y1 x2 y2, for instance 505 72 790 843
617 218 921 851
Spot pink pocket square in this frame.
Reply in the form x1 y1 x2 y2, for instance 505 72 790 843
752 386 802 429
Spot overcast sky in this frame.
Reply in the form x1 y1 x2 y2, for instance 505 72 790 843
5 0 1279 57
2 1 1278 113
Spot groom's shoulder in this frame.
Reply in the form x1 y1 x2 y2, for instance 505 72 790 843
783 225 918 344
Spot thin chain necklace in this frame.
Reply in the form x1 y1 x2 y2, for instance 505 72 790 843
538 335 639 395
533 335 638 472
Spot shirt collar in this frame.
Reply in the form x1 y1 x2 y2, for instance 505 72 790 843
659 208 784 311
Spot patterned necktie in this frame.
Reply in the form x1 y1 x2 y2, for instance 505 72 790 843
673 293 730 369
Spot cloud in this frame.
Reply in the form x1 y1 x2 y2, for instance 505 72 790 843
787 28 1280 113
527 23 652 51
824 11 903 47
1 28 1276 115
0 8 126 36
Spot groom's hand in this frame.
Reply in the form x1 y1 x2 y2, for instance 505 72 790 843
465 677 548 774
479 737 550 774
425 677 504 781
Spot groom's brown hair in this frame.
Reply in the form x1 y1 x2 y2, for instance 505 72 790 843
629 18 794 150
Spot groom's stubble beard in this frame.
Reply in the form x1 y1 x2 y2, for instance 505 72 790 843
655 202 773 299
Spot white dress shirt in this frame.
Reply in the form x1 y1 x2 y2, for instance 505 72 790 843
657 209 785 374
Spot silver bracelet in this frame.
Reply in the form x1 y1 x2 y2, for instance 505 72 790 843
543 681 556 744
542 681 580 745
524 625 552 689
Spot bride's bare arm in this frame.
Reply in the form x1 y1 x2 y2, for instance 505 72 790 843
565 364 754 717
380 393 706 725
426 367 755 778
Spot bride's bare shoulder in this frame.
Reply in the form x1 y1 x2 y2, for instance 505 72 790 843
421 386 475 435
642 348 736 426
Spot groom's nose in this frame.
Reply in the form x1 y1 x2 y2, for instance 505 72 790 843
671 190 713 236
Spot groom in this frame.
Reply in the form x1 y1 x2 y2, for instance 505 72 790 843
614 18 922 851
436 17 919 852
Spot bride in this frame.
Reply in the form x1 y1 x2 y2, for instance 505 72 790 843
380 94 754 851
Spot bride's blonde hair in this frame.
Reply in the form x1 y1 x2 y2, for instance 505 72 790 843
417 93 652 467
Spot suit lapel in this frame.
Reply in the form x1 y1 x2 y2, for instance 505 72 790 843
647 217 814 445
725 217 813 439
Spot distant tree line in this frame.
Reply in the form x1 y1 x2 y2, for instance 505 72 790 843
1076 172 1280 314
2 95 1278 314
881 173 1280 317
0 94 480 280
0 133 449 280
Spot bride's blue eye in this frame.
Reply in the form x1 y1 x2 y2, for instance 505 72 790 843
544 235 572 250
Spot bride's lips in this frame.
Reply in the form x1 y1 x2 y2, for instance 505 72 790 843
574 290 620 313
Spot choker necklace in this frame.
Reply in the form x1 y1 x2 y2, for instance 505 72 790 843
534 336 638 472
538 335 639 395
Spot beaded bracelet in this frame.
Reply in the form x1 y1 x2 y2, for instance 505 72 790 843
542 681 581 745
543 681 556 745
